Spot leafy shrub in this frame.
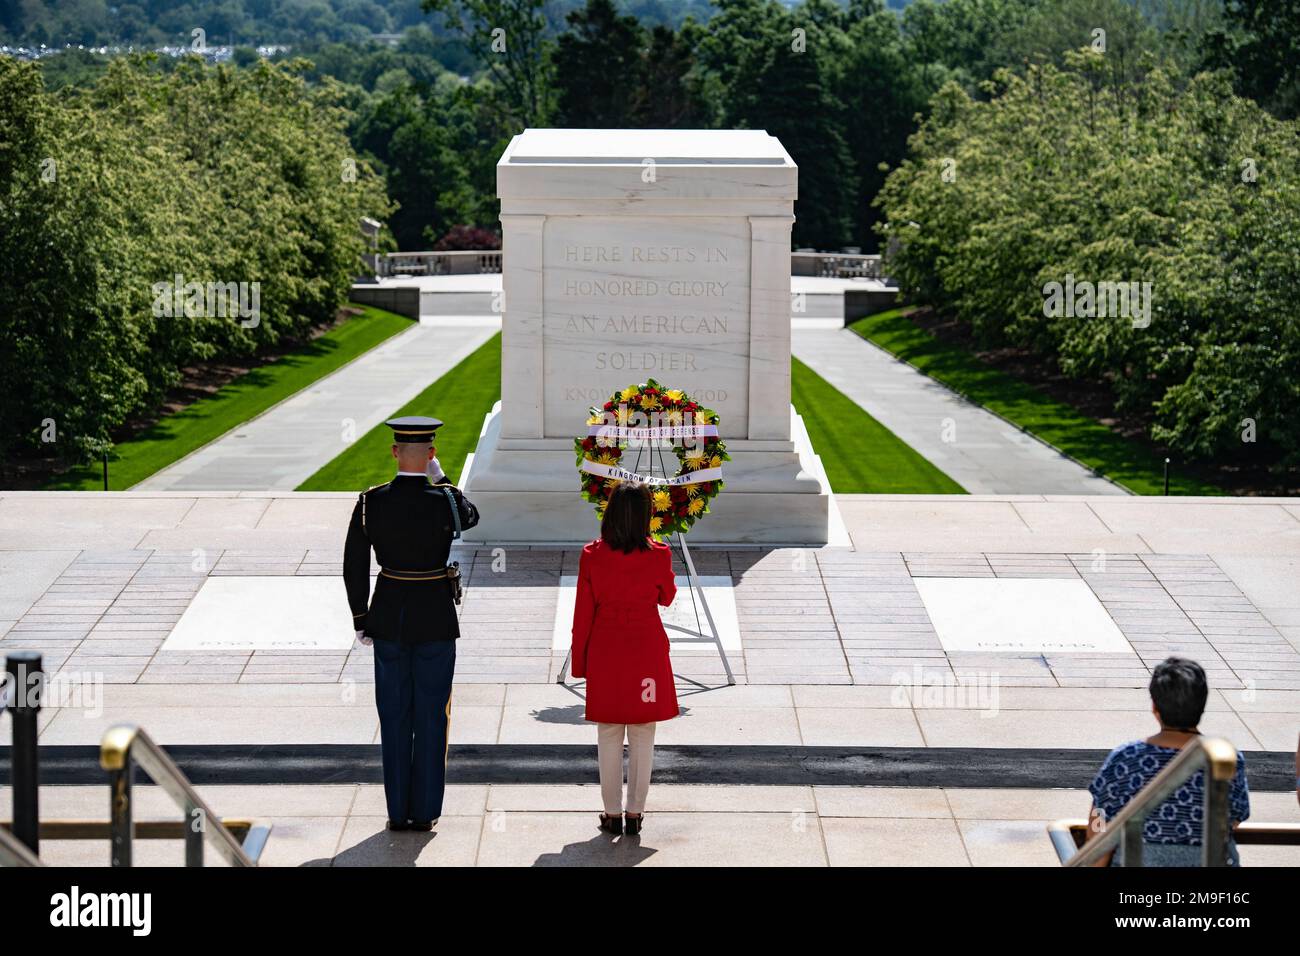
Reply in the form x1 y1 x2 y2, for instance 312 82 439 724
0 55 392 462
876 54 1300 463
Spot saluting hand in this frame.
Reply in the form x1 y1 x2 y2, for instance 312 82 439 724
355 630 373 646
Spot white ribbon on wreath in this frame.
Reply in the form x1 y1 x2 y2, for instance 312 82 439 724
586 423 720 441
579 459 723 486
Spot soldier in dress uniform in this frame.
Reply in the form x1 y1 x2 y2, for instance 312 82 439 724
343 415 480 831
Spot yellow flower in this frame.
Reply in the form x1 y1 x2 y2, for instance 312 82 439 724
587 413 604 426
639 393 659 410
652 490 671 512
687 498 705 516
710 455 722 468
620 386 639 402
664 389 684 403
683 448 707 469
664 408 683 425
686 482 701 497
595 451 620 466
616 405 633 425
649 516 663 532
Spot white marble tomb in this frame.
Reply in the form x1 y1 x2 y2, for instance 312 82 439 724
460 128 832 544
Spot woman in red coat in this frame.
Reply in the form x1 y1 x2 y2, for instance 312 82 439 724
571 480 679 836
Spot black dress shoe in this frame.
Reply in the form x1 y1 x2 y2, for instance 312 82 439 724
598 813 623 835
386 819 411 831
408 820 435 832
624 813 643 836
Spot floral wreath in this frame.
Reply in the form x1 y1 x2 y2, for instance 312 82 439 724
574 378 729 538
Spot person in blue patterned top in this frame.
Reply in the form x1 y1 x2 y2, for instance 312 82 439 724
1085 657 1250 867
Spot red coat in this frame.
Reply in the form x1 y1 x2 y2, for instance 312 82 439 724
571 539 680 724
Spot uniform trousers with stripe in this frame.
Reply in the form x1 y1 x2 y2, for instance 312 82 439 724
373 638 456 824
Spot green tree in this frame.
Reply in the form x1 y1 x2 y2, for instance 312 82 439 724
876 56 1300 465
1203 0 1300 119
0 55 392 466
552 0 646 127
421 0 553 125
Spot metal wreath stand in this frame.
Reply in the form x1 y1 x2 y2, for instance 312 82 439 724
557 421 736 687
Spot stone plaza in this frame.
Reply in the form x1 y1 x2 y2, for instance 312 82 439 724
2 490 1297 866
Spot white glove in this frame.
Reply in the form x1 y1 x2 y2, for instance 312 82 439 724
426 456 443 480
355 630 373 646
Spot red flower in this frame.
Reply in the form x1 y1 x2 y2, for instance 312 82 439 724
587 483 600 496
670 486 687 503
603 401 614 411
581 437 595 450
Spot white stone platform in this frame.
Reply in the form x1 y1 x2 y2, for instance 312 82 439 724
6 781 1297 867
2 492 1297 690
4 493 1296 867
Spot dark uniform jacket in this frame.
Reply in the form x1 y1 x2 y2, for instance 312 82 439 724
343 473 480 643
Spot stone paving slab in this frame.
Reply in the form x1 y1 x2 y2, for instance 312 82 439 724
18 678 1297 752
6 783 1294 867
5 539 1300 689
1 491 1298 759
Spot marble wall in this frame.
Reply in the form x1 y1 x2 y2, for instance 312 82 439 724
463 129 831 543
542 216 751 435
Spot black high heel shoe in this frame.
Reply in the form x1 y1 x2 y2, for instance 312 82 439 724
624 813 642 836
598 813 623 835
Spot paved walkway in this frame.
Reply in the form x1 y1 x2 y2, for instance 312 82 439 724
8 782 1297 867
2 494 1297 866
134 321 498 492
358 275 887 322
4 543 1298 693
2 493 1298 692
792 328 1125 495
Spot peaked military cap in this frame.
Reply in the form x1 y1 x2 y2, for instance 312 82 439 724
385 416 443 443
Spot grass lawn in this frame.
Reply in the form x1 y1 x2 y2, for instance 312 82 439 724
792 356 966 494
46 305 415 490
848 309 1224 496
298 332 502 491
300 339 957 495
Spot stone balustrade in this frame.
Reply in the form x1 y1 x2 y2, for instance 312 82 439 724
374 249 884 280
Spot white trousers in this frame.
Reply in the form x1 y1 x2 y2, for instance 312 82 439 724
597 722 657 815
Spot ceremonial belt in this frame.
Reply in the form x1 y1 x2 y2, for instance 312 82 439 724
379 566 449 582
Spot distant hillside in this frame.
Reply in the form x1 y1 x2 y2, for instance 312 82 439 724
0 0 734 47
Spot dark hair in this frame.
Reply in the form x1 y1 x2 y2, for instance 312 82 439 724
1149 657 1208 729
601 481 653 553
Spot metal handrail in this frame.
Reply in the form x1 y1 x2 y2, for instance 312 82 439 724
0 824 43 867
1059 737 1239 867
100 724 270 867
1050 820 1300 862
